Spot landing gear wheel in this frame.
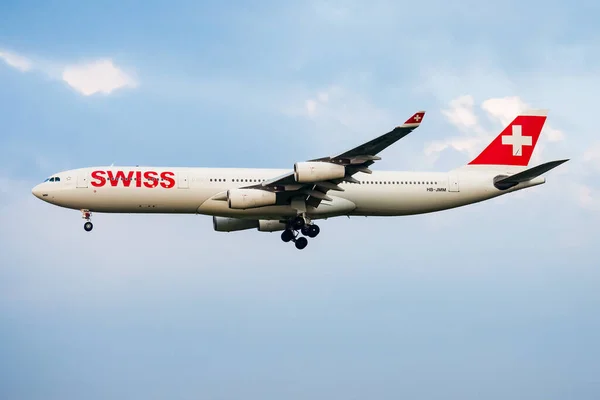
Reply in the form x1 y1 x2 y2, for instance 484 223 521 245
84 221 93 232
301 226 311 236
281 229 294 242
291 216 306 230
295 236 308 250
307 224 320 238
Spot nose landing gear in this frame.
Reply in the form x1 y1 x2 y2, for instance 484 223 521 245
82 209 93 232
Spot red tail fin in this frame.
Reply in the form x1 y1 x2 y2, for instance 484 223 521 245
468 110 547 166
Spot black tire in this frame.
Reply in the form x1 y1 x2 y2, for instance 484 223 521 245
281 229 294 242
84 221 93 232
295 237 308 250
301 226 310 236
307 224 320 238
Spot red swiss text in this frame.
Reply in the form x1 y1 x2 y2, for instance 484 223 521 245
90 170 176 189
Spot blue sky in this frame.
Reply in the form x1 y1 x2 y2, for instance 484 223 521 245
1 1 600 399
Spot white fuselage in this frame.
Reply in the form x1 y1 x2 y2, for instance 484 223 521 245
31 166 544 220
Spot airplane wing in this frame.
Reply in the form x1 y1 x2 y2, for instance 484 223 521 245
241 111 425 211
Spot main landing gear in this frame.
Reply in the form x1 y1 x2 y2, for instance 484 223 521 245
280 215 320 250
82 209 93 232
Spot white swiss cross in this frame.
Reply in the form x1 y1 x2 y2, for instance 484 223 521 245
414 114 422 122
502 125 532 156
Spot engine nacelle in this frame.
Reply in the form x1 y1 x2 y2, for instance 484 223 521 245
258 220 287 232
213 216 258 232
294 161 346 183
227 188 277 209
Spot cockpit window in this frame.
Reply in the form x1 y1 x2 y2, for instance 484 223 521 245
45 177 60 182
55 177 60 182
49 177 55 182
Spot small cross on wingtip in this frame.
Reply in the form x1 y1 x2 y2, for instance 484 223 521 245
404 111 426 125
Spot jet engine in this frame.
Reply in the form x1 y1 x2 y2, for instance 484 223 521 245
212 217 286 232
213 216 258 232
294 161 346 183
258 220 287 232
227 188 277 209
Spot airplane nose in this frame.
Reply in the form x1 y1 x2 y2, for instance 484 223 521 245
32 184 42 199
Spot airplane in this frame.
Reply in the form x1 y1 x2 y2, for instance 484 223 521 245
32 109 568 249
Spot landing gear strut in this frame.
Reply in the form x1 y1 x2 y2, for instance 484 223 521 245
82 209 93 232
291 216 306 230
282 215 320 250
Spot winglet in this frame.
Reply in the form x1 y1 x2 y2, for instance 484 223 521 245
402 111 426 127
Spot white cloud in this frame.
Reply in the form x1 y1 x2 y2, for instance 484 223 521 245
301 88 332 118
61 59 137 96
577 184 600 212
424 136 488 161
0 48 137 96
583 142 600 169
0 49 32 72
543 126 565 142
305 99 318 116
424 95 488 162
441 95 479 131
481 96 529 126
291 85 392 130
317 91 329 102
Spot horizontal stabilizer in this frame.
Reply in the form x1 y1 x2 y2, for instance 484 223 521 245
494 159 568 190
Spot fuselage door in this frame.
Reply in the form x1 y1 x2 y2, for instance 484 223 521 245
77 171 89 188
448 172 459 192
